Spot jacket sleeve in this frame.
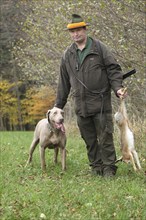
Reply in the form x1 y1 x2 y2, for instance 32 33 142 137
100 41 123 95
54 57 71 109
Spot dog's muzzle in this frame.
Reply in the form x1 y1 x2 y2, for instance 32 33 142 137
55 122 65 133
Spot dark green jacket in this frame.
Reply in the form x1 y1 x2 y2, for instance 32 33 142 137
55 38 123 117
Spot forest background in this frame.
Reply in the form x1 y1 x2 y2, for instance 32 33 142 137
0 0 145 131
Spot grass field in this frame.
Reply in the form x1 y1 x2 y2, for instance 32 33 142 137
0 130 146 220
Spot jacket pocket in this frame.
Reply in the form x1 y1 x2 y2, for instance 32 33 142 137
85 92 102 114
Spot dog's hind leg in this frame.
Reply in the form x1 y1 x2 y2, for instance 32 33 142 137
132 150 142 170
25 138 39 167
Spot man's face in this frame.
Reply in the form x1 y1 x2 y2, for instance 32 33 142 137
69 27 86 44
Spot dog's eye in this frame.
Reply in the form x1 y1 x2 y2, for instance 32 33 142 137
53 112 57 115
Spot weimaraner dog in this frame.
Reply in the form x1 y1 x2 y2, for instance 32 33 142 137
25 107 66 171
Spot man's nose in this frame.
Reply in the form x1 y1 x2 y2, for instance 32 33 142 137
73 31 78 35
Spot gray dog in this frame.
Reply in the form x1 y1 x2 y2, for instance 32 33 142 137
25 107 66 171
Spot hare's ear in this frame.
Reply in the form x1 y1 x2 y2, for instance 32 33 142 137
46 110 51 122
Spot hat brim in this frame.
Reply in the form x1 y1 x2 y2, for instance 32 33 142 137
64 23 90 31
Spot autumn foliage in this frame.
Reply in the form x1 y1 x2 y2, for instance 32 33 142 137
0 80 55 130
22 85 55 123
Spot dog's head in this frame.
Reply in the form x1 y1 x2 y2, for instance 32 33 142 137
46 107 65 133
114 112 124 126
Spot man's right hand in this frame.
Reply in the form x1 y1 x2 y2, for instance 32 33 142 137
117 88 127 99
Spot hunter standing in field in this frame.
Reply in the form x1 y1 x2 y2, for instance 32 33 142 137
54 14 126 177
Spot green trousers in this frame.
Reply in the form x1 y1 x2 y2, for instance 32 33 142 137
77 112 117 174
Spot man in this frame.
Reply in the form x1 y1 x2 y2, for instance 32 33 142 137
54 14 126 177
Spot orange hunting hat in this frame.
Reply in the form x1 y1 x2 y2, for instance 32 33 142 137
66 14 89 30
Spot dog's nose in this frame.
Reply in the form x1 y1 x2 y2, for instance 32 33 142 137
60 118 64 123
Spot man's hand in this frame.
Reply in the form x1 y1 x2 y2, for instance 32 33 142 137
117 88 127 99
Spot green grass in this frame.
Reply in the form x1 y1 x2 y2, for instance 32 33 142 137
0 131 146 220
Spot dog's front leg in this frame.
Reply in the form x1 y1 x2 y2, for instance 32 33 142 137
40 146 46 171
54 147 59 164
60 148 66 171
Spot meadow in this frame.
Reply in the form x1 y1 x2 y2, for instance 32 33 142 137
0 128 146 220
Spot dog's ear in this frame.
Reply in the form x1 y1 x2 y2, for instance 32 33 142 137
46 110 51 122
